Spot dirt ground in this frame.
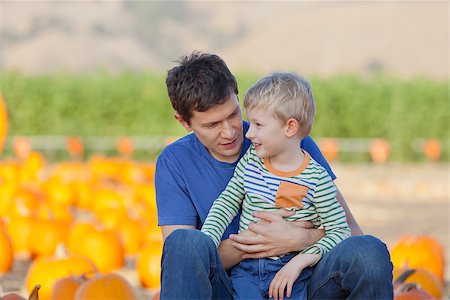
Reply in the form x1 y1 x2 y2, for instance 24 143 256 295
0 163 449 299
334 162 449 298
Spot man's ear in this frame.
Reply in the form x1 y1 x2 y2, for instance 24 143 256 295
174 113 192 131
285 118 299 137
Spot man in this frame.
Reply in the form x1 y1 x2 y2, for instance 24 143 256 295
156 51 393 299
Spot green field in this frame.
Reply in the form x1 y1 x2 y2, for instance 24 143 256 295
0 71 448 161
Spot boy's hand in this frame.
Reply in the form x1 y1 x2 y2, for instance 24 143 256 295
268 260 303 300
268 254 319 300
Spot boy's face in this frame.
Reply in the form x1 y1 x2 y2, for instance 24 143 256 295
245 106 289 159
176 94 244 163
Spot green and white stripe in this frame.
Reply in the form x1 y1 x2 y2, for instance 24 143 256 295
201 145 351 258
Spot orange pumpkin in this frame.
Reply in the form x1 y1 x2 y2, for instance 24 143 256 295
394 282 434 300
51 275 86 300
143 225 163 245
66 136 84 159
28 219 69 259
133 183 157 212
40 177 75 207
74 273 139 300
35 203 73 223
25 254 96 300
370 139 390 163
423 139 441 161
69 227 124 273
115 217 145 255
66 222 96 253
393 268 443 299
1 293 26 300
0 94 8 155
136 241 163 289
2 285 40 300
20 151 45 183
91 188 128 216
0 226 13 272
71 181 93 209
0 183 18 217
116 137 134 157
13 137 31 161
5 216 34 255
390 235 445 283
319 138 339 161
142 162 156 181
95 208 128 229
8 188 40 218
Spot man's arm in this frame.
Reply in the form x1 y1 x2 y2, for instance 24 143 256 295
335 185 364 236
161 225 196 241
218 238 245 270
229 210 324 259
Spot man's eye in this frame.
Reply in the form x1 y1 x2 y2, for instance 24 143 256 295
206 123 217 128
229 111 238 118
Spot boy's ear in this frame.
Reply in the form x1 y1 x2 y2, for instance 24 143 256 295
174 113 192 131
285 118 299 137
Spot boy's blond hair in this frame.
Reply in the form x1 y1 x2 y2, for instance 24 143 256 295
244 72 315 138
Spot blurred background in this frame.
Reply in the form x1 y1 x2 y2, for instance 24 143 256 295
0 1 448 299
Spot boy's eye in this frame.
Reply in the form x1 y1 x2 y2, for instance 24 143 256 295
206 123 217 128
255 123 262 127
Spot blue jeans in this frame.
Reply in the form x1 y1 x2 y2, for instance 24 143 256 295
230 254 313 299
160 229 393 300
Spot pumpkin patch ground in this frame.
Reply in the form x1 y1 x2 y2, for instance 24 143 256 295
0 163 448 298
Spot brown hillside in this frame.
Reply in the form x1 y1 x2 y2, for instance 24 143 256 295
0 1 447 78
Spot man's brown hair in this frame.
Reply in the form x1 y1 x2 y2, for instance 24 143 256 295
166 51 239 124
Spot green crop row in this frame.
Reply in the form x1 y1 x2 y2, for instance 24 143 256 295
0 71 448 161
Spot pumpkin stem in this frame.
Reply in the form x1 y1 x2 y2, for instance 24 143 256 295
394 269 416 284
28 284 40 300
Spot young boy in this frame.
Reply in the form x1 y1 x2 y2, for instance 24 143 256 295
201 72 351 300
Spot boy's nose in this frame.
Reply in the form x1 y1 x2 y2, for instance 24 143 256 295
245 127 254 139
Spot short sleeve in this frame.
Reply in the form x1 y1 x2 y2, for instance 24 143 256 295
155 152 198 226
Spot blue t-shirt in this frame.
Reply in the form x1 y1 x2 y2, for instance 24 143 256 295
155 121 336 240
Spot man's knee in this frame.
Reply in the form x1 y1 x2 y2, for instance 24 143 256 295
164 229 215 255
341 235 393 274
349 235 390 260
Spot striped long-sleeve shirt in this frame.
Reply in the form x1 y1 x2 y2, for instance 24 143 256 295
201 145 351 259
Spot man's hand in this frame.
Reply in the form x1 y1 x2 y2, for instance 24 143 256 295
228 210 324 259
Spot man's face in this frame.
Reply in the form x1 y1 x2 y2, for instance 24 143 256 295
176 94 244 163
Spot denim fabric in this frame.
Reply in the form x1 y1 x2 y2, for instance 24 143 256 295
160 230 393 300
308 235 394 300
230 254 313 299
160 229 233 300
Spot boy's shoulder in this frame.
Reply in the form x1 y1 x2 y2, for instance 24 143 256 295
305 150 328 174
